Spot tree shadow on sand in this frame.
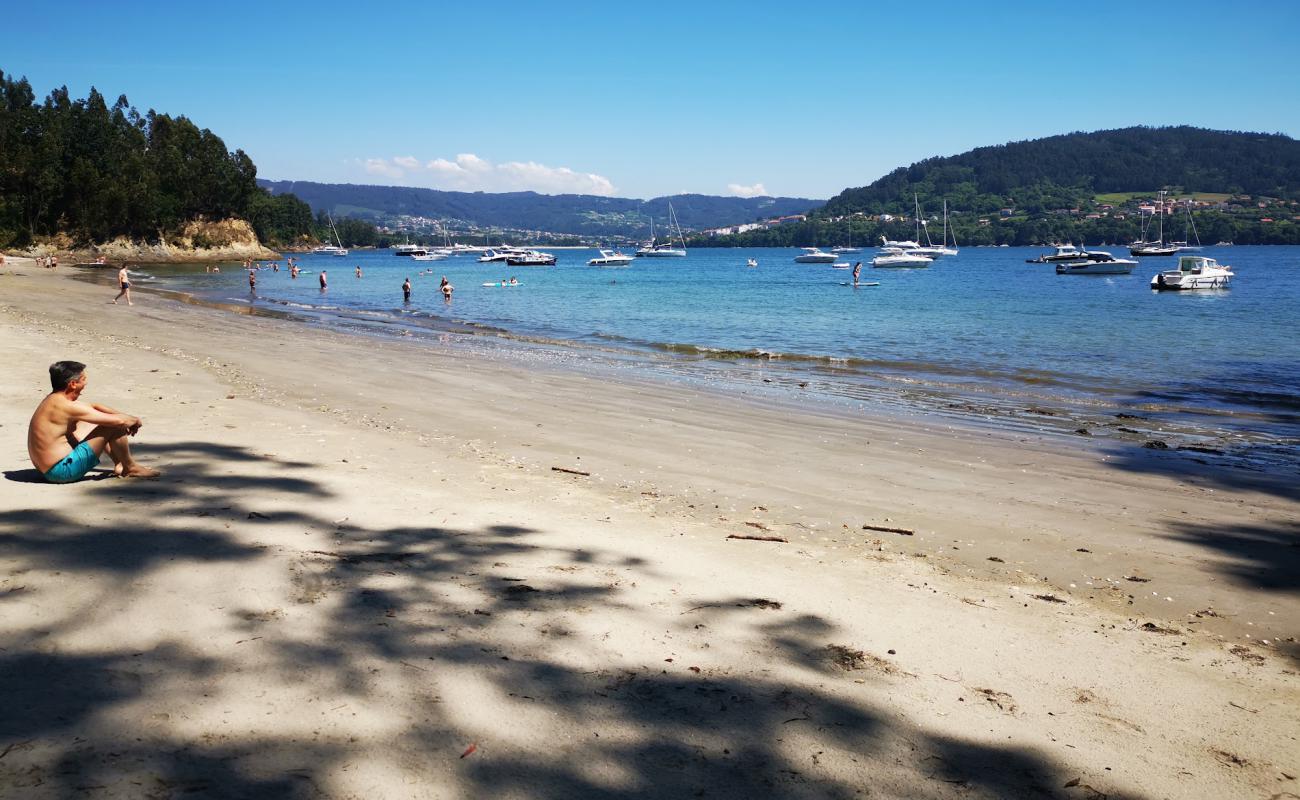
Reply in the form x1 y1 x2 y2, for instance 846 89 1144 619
0 441 1095 798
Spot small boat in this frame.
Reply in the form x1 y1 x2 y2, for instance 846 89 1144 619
393 243 428 257
1027 244 1088 264
636 201 688 257
745 258 758 268
1151 255 1234 290
588 249 634 267
831 262 852 269
411 252 447 262
872 251 932 268
794 247 837 263
478 247 526 263
506 250 557 266
1054 252 1138 275
1129 190 1180 256
880 235 922 250
1130 242 1180 257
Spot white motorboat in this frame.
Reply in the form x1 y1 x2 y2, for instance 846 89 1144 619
1054 252 1138 275
411 252 447 262
589 249 634 267
506 250 557 266
1151 255 1233 290
794 247 837 263
831 246 861 254
393 243 427 257
1027 244 1088 263
872 251 932 268
880 235 921 250
478 247 526 263
636 202 688 257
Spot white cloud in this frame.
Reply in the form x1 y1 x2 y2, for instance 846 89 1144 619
363 158 404 179
360 152 617 196
727 182 769 198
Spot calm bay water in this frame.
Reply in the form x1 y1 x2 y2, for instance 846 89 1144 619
138 245 1300 464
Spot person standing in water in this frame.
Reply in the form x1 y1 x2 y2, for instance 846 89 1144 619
113 265 132 306
402 277 412 302
319 270 328 290
355 265 362 279
249 269 257 291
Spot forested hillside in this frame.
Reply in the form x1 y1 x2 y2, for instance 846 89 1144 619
821 126 1300 217
258 180 821 236
0 70 316 249
699 127 1300 247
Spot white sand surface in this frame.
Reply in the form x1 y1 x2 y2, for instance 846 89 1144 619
1 266 1296 799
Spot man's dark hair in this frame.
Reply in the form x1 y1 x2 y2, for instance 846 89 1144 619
49 360 86 391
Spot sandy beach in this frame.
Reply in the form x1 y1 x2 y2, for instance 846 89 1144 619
1 264 1296 799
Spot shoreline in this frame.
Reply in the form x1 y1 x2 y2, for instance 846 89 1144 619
1 264 1297 797
85 261 1300 478
16 262 1300 643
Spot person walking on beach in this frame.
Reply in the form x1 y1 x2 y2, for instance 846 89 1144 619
113 266 132 306
26 360 160 482
319 270 328 290
852 261 862 286
402 277 412 302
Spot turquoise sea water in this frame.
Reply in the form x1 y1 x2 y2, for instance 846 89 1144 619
137 245 1300 464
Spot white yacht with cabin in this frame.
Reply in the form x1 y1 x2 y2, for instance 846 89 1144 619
872 250 932 268
1150 255 1234 290
794 247 837 263
1054 251 1138 275
588 249 634 267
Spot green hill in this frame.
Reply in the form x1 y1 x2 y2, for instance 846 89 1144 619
257 181 822 238
695 127 1300 247
820 126 1300 218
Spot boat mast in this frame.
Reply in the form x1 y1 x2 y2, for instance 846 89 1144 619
327 213 343 248
1157 190 1165 245
669 201 686 249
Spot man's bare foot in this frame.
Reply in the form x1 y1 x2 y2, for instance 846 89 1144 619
120 464 161 479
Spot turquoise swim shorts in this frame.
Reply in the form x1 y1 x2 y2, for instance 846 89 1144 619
43 441 102 483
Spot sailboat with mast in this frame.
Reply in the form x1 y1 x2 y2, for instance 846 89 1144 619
911 195 954 258
1130 190 1179 256
312 213 349 257
636 201 687 257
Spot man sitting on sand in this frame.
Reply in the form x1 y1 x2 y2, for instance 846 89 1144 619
27 361 160 482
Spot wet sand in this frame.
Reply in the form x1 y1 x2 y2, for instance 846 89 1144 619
1 264 1296 798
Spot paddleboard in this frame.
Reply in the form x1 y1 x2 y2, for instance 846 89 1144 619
840 281 880 286
481 282 522 287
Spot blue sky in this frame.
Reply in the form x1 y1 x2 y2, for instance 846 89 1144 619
5 0 1299 199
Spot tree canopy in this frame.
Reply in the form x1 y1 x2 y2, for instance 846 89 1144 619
0 70 317 248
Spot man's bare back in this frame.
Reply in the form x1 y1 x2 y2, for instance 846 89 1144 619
27 361 159 481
